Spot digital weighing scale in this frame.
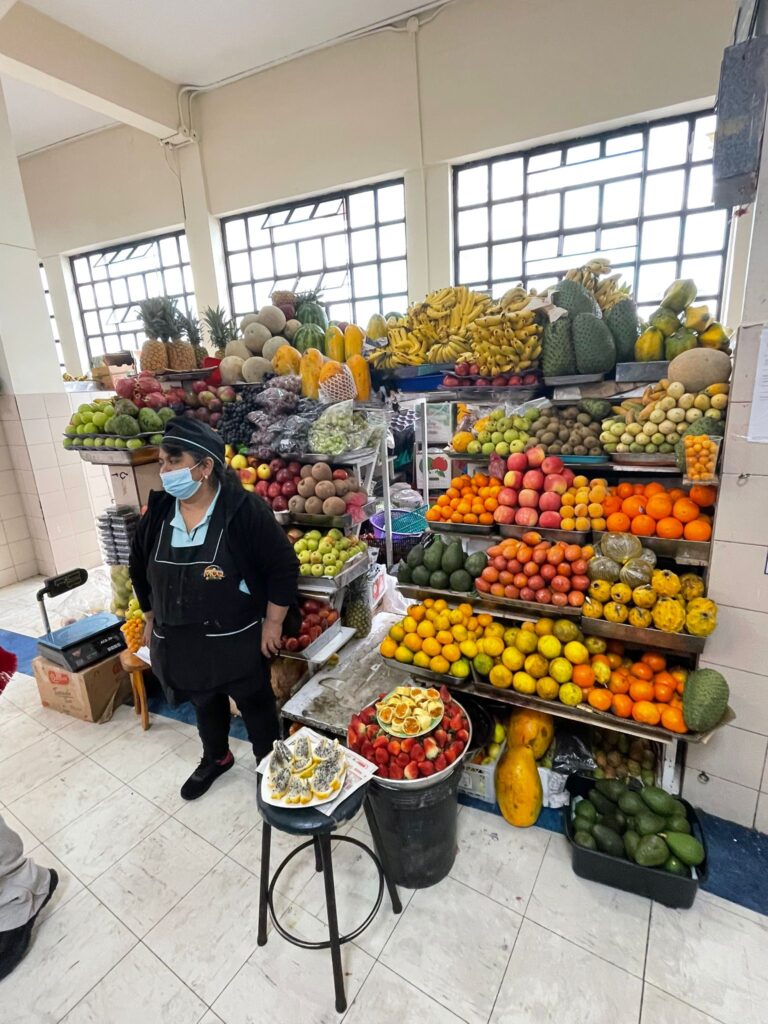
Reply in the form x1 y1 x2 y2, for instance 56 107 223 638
36 568 126 671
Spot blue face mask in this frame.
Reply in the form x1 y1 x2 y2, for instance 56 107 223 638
161 465 203 500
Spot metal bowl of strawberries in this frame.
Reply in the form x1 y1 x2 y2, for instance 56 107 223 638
347 684 472 790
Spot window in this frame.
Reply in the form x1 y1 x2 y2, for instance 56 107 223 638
39 263 64 370
453 112 731 320
222 180 408 326
70 231 194 361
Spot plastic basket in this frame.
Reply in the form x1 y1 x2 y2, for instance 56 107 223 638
369 507 428 540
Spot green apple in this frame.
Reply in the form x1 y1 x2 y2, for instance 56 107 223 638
477 431 491 444
503 430 517 443
481 442 495 456
495 442 510 457
306 530 322 541
466 440 482 456
62 438 73 449
509 439 525 453
306 538 319 551
83 437 95 448
328 528 343 541
294 539 307 553
71 413 83 426
318 539 334 554
126 439 144 449
114 438 127 449
310 563 325 577
104 437 116 448
300 564 313 576
298 551 311 565
490 431 503 444
322 552 336 565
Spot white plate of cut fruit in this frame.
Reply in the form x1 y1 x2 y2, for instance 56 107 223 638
260 731 348 808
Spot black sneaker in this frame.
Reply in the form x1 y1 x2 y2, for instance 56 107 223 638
0 868 58 981
180 751 234 800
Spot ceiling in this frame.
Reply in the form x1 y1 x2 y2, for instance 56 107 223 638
4 0 445 155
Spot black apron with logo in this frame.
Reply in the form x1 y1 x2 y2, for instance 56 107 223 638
147 498 268 697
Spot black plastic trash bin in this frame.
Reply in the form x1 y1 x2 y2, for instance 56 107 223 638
366 761 463 889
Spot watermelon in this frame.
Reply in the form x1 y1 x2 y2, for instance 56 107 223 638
296 301 328 330
293 323 325 354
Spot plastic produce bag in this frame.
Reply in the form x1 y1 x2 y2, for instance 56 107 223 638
309 400 370 455
619 557 653 588
601 532 643 564
53 566 112 627
587 555 621 583
550 732 597 775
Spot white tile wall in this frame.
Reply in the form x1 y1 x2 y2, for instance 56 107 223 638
708 541 768 613
686 725 768 789
756 793 768 833
682 769 759 829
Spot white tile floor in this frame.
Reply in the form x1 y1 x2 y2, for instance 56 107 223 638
0 579 767 1023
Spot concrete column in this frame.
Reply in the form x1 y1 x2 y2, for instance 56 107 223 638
404 167 430 302
176 141 229 315
424 163 453 291
41 254 88 377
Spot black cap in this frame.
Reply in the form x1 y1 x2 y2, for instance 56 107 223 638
162 417 225 465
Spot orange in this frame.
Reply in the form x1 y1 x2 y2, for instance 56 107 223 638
430 655 450 674
484 497 498 512
632 700 661 725
609 670 630 694
654 680 675 703
656 517 684 539
644 481 666 497
684 519 712 541
629 679 654 702
621 495 647 518
587 688 613 712
422 637 441 658
641 652 666 672
572 664 595 689
380 637 397 658
689 485 717 508
630 514 656 537
426 507 441 521
661 705 689 733
646 494 672 520
672 497 700 523
479 512 494 525
606 511 631 533
612 694 633 718
403 633 422 653
616 482 634 499
464 513 479 524
417 620 436 639
630 662 653 680
442 644 461 663
436 630 453 646
603 495 623 516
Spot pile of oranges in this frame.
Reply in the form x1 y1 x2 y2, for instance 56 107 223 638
426 473 501 526
561 479 715 541
684 435 720 482
379 599 490 680
120 616 144 654
596 646 689 733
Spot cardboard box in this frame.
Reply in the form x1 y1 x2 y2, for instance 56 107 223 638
32 654 132 723
415 449 455 490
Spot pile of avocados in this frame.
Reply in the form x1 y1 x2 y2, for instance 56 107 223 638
572 780 705 877
397 537 486 593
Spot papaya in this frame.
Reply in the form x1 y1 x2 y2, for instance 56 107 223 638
299 348 324 399
507 709 554 760
496 745 542 827
635 327 664 362
649 307 681 337
324 325 345 362
665 327 697 361
662 278 698 313
346 353 371 401
344 324 365 360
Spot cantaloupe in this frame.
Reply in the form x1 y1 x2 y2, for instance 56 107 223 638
242 356 272 383
262 335 287 362
255 305 286 335
239 314 260 333
225 339 251 361
243 322 271 354
219 356 244 384
667 348 731 393
284 319 301 341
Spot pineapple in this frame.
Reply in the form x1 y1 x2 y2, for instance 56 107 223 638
203 305 236 359
161 298 196 371
176 312 208 368
270 288 297 308
137 298 169 372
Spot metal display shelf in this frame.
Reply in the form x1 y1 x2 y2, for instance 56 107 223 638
297 552 369 594
380 657 470 690
498 524 591 544
615 361 669 383
593 532 711 567
429 521 494 537
543 373 605 385
581 617 707 654
437 386 540 401
612 453 678 467
76 446 159 466
274 501 377 530
395 582 583 622
280 624 356 665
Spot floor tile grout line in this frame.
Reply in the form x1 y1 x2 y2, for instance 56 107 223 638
641 980 730 1024
523 913 648 981
637 900 653 1023
342 959 471 1024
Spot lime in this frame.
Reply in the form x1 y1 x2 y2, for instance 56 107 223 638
473 653 493 677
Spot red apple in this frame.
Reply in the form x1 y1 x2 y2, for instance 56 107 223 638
281 480 298 497
523 469 544 490
493 505 515 525
506 453 528 473
269 458 286 474
239 467 257 485
515 507 539 526
288 461 302 475
492 375 508 387
539 510 563 529
562 469 575 486
541 455 565 475
508 374 523 386
526 447 546 468
275 468 292 484
544 473 568 494
255 480 270 497
503 470 523 489
272 495 289 512
539 492 561 512
267 481 282 499
332 469 348 481
455 362 471 377
498 487 518 507
518 489 539 509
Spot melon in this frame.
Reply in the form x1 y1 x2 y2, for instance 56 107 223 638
683 668 729 732
219 356 244 384
239 314 260 332
262 336 287 362
667 348 731 393
284 319 301 341
242 322 271 354
255 305 287 335
242 356 273 383
225 339 251 361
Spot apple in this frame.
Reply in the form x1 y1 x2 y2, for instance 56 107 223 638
192 380 208 394
209 412 221 428
544 473 568 494
498 487 518 507
239 467 257 485
255 480 270 497
288 461 302 475
518 488 539 509
272 495 289 511
231 454 247 471
562 468 575 486
455 362 470 377
267 481 282 499
541 455 565 475
526 447 546 468
492 375 507 387
507 453 528 473
539 492 561 512
256 464 271 480
503 469 523 489
476 378 491 387
515 507 539 526
275 468 293 484
493 505 515 525
442 375 460 387
281 480 298 497
218 386 237 404
539 510 563 529
332 469 348 481
522 469 544 490
507 375 523 386
198 390 216 406
520 587 536 602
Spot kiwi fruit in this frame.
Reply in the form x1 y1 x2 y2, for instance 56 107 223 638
288 495 306 514
311 463 333 482
314 480 336 501
304 496 324 515
297 478 316 499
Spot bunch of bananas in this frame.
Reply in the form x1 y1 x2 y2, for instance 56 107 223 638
565 258 632 313
368 286 491 368
463 303 543 375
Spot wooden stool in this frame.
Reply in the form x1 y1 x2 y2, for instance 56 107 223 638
119 651 150 731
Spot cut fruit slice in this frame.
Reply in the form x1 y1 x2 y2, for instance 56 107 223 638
402 716 421 736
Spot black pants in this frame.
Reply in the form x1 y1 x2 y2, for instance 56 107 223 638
188 679 280 762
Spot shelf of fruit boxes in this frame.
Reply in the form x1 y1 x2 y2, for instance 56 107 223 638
274 501 377 530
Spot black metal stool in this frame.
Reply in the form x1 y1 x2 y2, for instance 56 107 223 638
256 782 402 1013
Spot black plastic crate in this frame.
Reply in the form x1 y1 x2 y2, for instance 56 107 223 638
563 774 708 909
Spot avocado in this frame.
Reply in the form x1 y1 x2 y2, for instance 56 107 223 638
442 540 464 575
634 834 669 867
635 811 667 836
588 789 617 816
429 570 450 590
411 565 431 587
423 537 445 572
449 569 473 592
664 832 705 867
640 786 678 817
574 799 597 823
595 779 625 803
600 811 626 834
618 791 646 816
465 552 488 579
572 816 594 836
623 829 640 860
574 831 597 851
397 562 413 584
666 815 691 835
663 855 689 877
406 545 424 569
592 824 624 858
667 797 688 818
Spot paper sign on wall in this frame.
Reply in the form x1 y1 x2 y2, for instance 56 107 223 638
747 327 768 443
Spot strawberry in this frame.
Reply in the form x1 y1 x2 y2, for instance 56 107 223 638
361 705 376 724
434 728 448 749
374 746 389 765
410 742 425 762
445 746 458 764
389 763 404 780
377 764 389 778
387 739 401 756
435 753 447 772
361 741 374 761
401 738 415 754
449 714 463 732
423 737 439 760
441 715 451 730
367 723 380 739
403 762 419 781
396 751 410 767
449 739 465 757
373 735 389 749
418 761 436 776
439 685 451 703
456 727 469 744
347 725 359 749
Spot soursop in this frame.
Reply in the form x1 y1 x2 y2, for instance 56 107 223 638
541 317 577 377
109 414 140 437
551 279 600 317
113 398 139 418
578 398 613 421
605 299 640 362
683 668 729 732
572 313 616 375
138 407 162 432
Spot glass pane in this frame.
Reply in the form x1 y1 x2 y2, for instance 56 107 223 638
383 295 408 314
79 284 96 310
492 241 522 280
351 228 377 263
563 186 599 228
458 207 489 247
647 121 689 170
274 243 298 275
601 225 637 250
377 184 405 222
492 200 523 240
644 170 685 215
298 237 323 269
526 237 559 263
603 178 641 222
232 284 254 314
328 301 353 322
110 278 129 306
641 216 681 260
567 142 601 164
353 264 379 297
94 281 111 306
527 193 560 234
492 158 523 199
529 151 642 194
324 233 349 266
605 132 642 155
72 257 91 284
692 114 717 162
380 259 407 294
528 150 561 173
458 247 488 284
251 249 274 280
247 216 270 249
228 252 251 283
159 236 179 265
683 209 728 255
127 275 146 302
144 270 162 295
163 267 183 295
687 165 714 209
562 231 596 256
225 219 247 251
379 222 406 258
84 311 100 333
457 165 488 207
637 261 677 303
354 298 381 324
680 255 722 296
349 190 376 227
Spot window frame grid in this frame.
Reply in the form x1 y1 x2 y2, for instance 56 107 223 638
452 112 731 315
38 262 64 370
69 230 194 363
220 178 408 324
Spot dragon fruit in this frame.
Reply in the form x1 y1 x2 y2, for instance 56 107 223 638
144 392 168 410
